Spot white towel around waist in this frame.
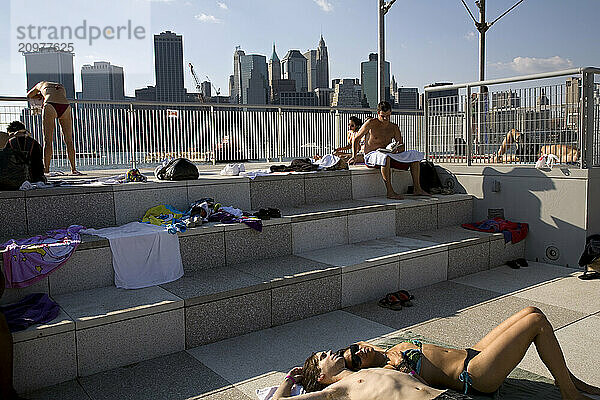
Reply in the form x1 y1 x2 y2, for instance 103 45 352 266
364 149 424 167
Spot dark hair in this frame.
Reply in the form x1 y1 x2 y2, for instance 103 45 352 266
7 121 26 133
302 353 326 393
349 116 363 128
377 101 391 112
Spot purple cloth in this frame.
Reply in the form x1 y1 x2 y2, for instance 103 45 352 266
2 225 84 288
0 293 60 332
208 212 263 232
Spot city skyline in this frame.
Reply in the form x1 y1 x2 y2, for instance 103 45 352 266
2 0 599 98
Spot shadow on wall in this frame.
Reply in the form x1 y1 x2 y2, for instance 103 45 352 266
438 165 586 267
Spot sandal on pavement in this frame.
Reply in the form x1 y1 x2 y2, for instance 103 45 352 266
393 290 414 307
578 271 600 280
378 294 403 310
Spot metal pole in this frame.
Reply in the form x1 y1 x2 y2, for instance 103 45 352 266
581 71 595 168
378 0 385 103
466 86 473 166
424 91 429 160
478 0 486 82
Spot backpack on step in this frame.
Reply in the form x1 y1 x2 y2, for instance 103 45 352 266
419 161 443 193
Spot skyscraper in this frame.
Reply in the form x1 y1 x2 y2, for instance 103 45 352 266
81 61 125 100
24 49 75 99
268 43 281 87
315 35 329 89
395 88 419 110
154 31 186 102
361 53 390 108
304 35 330 91
281 50 308 92
232 47 246 104
239 54 269 105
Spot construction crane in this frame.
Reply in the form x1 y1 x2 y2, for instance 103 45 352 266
188 62 205 102
205 75 221 96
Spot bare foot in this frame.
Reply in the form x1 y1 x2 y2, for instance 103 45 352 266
412 189 431 196
386 192 404 200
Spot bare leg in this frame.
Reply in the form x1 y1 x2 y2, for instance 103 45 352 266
472 306 543 350
381 157 403 199
468 312 595 399
57 107 78 174
408 162 430 196
41 104 57 173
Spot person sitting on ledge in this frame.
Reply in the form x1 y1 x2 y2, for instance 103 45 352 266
349 101 429 199
297 307 599 400
493 128 580 164
333 116 366 164
5 121 46 184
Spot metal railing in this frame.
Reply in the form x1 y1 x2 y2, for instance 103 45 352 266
424 67 600 168
0 98 423 169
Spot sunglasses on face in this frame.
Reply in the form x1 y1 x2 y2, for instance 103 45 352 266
346 344 362 370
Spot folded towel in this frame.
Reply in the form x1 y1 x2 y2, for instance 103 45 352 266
364 150 424 167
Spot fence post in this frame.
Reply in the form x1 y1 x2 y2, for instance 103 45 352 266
580 71 595 168
465 86 472 166
278 107 283 162
334 109 341 150
128 103 136 170
210 106 216 165
424 91 429 161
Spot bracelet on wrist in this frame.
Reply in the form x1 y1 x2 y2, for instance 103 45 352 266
285 375 297 385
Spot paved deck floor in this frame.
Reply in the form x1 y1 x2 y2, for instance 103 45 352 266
24 262 600 400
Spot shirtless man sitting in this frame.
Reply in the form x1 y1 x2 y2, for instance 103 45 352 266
349 101 429 199
272 352 462 400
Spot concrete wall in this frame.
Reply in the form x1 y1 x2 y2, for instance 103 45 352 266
437 164 591 268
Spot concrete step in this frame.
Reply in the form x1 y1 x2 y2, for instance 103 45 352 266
9 224 525 393
1 194 473 304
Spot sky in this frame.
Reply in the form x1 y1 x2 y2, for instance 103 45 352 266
1 0 599 97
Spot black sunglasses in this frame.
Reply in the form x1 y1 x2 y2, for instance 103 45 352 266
346 344 361 370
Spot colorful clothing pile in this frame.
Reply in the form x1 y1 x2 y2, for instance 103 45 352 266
2 225 84 288
0 293 60 332
462 218 528 244
208 211 262 232
142 204 187 233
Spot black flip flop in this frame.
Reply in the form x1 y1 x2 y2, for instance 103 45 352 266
393 290 414 307
516 258 528 267
578 271 600 280
267 208 281 218
252 209 270 220
507 260 520 269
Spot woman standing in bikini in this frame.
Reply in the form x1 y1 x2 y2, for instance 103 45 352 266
306 307 599 399
27 81 81 175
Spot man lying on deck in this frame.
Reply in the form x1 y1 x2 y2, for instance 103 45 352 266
348 101 430 199
272 360 454 400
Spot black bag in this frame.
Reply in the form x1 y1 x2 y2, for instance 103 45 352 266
419 161 443 192
0 141 33 190
579 234 600 267
156 158 199 181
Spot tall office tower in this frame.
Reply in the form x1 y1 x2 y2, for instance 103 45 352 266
232 47 246 104
268 43 281 87
303 49 318 91
239 54 269 105
154 31 186 102
200 81 211 98
396 88 419 110
360 53 390 108
315 35 329 89
390 75 398 104
331 78 364 108
281 50 308 92
229 75 235 99
81 61 125 100
24 49 75 99
304 35 330 91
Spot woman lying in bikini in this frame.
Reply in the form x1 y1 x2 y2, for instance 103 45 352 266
302 307 599 400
